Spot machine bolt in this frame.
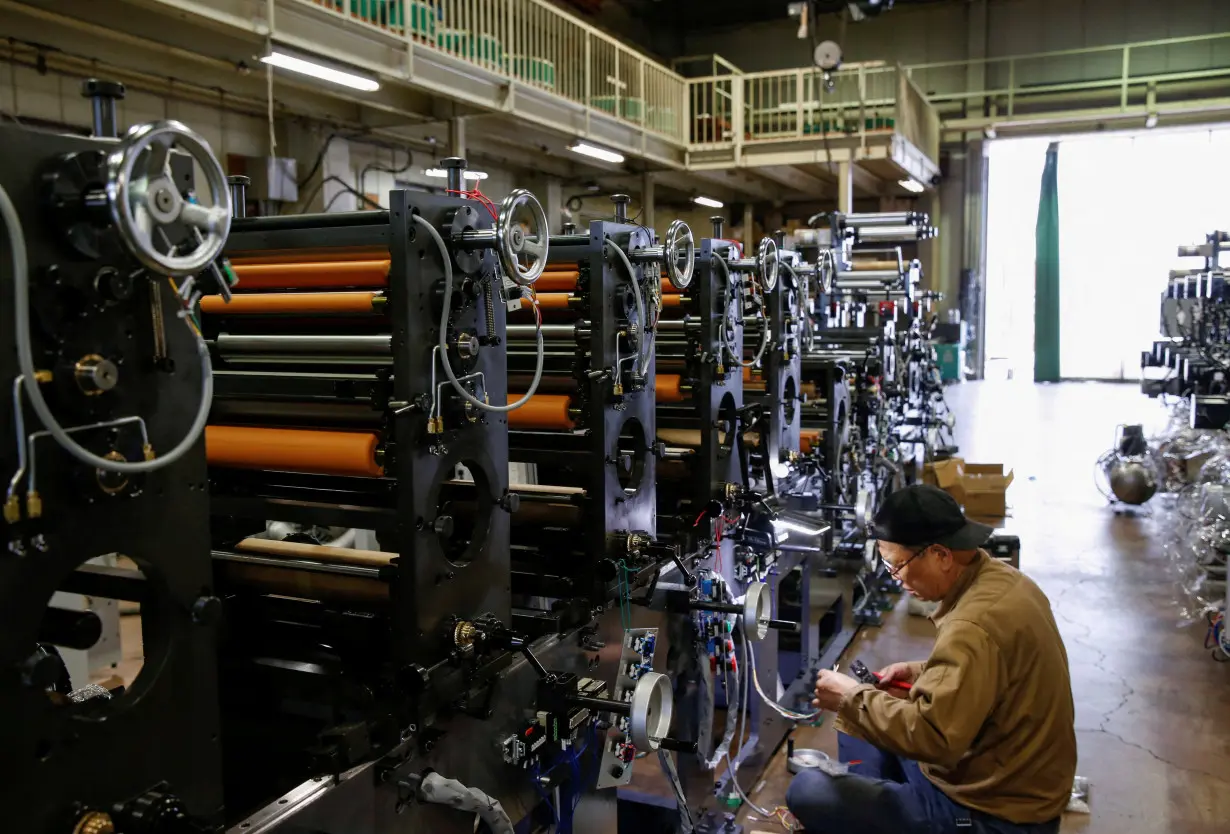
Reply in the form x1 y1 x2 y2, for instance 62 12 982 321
74 355 119 396
191 595 222 625
433 515 455 539
455 333 480 359
499 492 521 513
611 194 630 223
94 267 134 303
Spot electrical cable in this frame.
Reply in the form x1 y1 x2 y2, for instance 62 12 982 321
605 239 653 379
723 636 773 818
415 214 545 413
0 179 213 474
746 631 819 721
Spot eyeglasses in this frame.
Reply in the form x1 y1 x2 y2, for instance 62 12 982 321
877 542 931 577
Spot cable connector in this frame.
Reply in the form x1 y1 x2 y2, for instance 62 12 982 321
26 490 42 519
3 494 20 524
142 443 156 461
33 370 52 384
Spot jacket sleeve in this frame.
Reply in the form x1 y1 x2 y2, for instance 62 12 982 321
836 621 1002 768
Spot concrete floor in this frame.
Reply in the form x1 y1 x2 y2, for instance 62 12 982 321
740 381 1230 834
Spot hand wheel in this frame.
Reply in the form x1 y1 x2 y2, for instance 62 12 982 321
663 219 695 290
106 120 231 277
497 188 549 286
758 236 779 292
629 672 674 751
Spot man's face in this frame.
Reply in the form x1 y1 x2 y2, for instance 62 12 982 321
877 540 957 602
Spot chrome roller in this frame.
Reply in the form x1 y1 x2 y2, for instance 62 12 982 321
496 188 549 286
664 219 696 290
629 671 673 750
854 488 874 531
758 236 779 292
106 120 231 277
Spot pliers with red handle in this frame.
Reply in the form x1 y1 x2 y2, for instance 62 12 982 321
849 659 913 691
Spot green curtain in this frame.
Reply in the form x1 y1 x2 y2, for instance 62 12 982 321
1034 142 1061 382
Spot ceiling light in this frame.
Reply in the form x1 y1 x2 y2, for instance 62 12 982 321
425 168 489 181
693 195 724 208
261 50 380 92
568 141 625 164
1145 113 1159 129
898 178 925 194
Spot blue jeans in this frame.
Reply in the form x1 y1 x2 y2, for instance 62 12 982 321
785 733 1061 834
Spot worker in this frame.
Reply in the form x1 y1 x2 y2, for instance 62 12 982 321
787 484 1076 833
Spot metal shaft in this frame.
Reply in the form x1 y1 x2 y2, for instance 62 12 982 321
214 334 392 355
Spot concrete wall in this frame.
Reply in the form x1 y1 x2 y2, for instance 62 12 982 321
682 0 1230 94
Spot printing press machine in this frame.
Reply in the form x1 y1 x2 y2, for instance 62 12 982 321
1142 231 1230 429
1 108 928 834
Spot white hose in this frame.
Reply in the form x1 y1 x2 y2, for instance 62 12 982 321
415 214 543 413
746 631 819 721
605 239 653 379
0 179 213 473
419 772 514 834
724 636 773 817
712 255 739 368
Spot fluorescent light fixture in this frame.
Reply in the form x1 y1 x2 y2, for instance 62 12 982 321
568 141 625 164
693 195 724 208
260 50 380 92
772 518 826 537
424 168 489 181
898 178 925 194
1145 113 1159 129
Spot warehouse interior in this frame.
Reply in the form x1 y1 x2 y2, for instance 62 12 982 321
2 0 1229 832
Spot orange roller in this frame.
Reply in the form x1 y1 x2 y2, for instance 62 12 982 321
200 291 382 315
206 426 383 477
523 294 575 311
850 260 901 272
507 395 575 430
231 259 391 290
660 278 681 295
661 294 682 309
533 271 581 291
800 428 822 454
742 366 764 383
656 374 686 403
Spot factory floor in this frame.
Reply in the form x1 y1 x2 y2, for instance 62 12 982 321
738 381 1230 834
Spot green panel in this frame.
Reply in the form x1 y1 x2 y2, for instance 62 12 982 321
513 56 556 89
1034 142 1061 382
935 343 962 382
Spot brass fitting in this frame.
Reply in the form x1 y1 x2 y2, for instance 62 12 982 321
74 812 116 834
143 443 156 461
625 532 653 554
454 620 480 649
613 381 624 396
3 494 19 524
428 416 443 434
723 482 741 502
26 490 42 519
33 370 53 384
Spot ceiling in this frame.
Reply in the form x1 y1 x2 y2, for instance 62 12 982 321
560 0 961 33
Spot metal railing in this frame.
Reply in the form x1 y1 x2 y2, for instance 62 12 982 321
305 0 686 143
686 63 938 159
905 31 1230 121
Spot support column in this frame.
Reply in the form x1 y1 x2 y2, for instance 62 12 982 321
545 177 563 233
641 172 656 230
837 162 854 214
742 202 755 249
967 0 988 119
449 117 467 160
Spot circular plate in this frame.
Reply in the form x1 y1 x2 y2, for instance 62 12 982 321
743 582 772 642
629 672 673 751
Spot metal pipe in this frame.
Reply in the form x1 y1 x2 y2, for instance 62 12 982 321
843 212 922 228
228 176 249 219
836 270 899 283
506 324 582 340
214 334 392 355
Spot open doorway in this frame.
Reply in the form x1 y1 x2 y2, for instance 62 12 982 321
984 126 1230 381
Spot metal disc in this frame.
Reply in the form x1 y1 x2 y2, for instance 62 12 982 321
629 671 673 751
743 582 772 642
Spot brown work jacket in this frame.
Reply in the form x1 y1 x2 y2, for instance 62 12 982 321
836 551 1077 823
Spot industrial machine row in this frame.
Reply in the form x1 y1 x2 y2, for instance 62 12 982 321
1143 231 1230 429
0 100 928 834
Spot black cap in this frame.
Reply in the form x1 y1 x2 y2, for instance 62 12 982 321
872 484 993 550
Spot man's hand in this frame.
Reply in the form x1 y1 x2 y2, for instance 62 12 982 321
811 669 861 711
877 662 920 687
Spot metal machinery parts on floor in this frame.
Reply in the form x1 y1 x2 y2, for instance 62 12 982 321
0 105 234 831
1142 231 1230 429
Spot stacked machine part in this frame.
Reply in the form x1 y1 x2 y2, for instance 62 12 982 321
1143 231 1230 429
0 114 233 833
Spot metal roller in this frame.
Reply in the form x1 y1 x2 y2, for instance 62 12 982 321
200 291 383 316
836 270 899 283
206 425 384 477
214 334 392 355
843 211 924 228
215 558 390 606
506 395 577 430
506 324 583 341
848 260 902 272
228 246 387 265
230 259 391 290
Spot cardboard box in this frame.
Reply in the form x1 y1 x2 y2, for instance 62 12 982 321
962 463 1014 518
922 457 1014 518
